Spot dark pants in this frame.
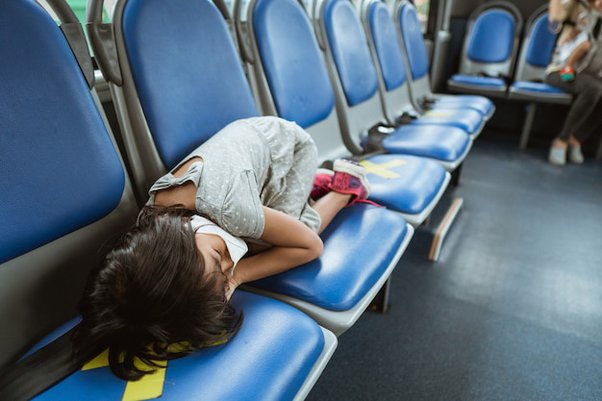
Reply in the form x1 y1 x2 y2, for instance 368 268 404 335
546 71 602 142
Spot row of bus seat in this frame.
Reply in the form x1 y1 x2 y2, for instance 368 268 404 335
0 0 494 400
447 2 573 148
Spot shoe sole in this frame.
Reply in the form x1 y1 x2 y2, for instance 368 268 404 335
333 159 371 193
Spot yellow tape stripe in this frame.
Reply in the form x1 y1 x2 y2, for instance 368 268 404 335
122 362 167 401
82 349 109 371
424 110 457 118
360 160 406 179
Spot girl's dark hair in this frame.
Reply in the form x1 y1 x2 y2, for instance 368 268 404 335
75 206 243 381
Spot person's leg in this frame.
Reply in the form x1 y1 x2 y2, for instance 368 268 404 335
571 89 602 143
565 98 602 163
545 72 602 164
546 72 602 142
311 192 351 234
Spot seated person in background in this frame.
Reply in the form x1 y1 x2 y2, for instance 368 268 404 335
555 27 591 81
546 0 602 165
75 116 370 380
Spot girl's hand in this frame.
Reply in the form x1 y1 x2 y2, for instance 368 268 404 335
225 274 241 301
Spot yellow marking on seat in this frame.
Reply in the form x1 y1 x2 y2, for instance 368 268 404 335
81 350 167 401
360 159 407 179
122 360 167 401
424 110 457 118
82 349 109 371
79 340 229 401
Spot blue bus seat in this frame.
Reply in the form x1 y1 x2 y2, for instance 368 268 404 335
326 0 477 160
102 0 414 336
32 292 336 401
359 0 485 140
238 0 451 225
507 6 573 149
391 0 495 120
0 0 138 375
508 7 573 104
0 1 336 400
448 1 523 98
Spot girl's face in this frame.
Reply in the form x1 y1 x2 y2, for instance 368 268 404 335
195 233 235 297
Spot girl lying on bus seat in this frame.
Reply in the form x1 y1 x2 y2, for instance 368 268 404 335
74 116 371 381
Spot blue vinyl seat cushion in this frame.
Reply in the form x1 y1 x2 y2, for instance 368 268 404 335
449 74 507 89
362 155 447 215
511 81 565 94
429 94 494 118
383 125 471 162
35 292 324 401
252 205 409 310
411 108 484 136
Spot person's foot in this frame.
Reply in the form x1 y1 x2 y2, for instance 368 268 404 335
310 168 335 201
568 144 584 164
548 139 567 166
329 159 370 205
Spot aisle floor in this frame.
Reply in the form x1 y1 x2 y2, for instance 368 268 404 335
307 136 602 401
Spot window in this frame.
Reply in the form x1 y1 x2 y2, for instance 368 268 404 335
38 0 111 23
414 0 430 33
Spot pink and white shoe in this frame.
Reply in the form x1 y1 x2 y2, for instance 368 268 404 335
310 168 335 201
329 159 372 206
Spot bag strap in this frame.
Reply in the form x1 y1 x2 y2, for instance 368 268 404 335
0 325 100 401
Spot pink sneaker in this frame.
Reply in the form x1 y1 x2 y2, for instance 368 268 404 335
310 168 335 201
329 159 371 205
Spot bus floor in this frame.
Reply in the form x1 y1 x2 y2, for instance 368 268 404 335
307 133 602 401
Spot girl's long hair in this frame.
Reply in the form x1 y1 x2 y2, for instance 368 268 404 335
75 206 243 381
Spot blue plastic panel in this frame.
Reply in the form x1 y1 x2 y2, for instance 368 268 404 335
253 0 335 127
369 2 407 91
511 81 565 94
324 0 379 106
412 108 483 135
383 125 470 162
35 292 324 401
122 0 258 169
364 154 447 215
253 205 408 310
399 3 430 80
450 74 507 88
467 10 515 63
0 0 125 264
526 14 557 68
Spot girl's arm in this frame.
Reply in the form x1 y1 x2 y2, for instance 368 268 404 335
228 206 323 292
566 39 591 67
549 0 571 23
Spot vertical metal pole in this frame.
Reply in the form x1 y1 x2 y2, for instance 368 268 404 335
519 103 537 150
370 278 391 313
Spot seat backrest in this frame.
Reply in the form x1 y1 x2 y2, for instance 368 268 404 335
459 1 523 77
106 0 259 201
318 0 410 152
513 6 557 82
394 0 434 99
0 0 137 370
239 0 349 160
360 0 418 126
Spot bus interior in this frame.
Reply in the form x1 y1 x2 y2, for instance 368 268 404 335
1 0 601 400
